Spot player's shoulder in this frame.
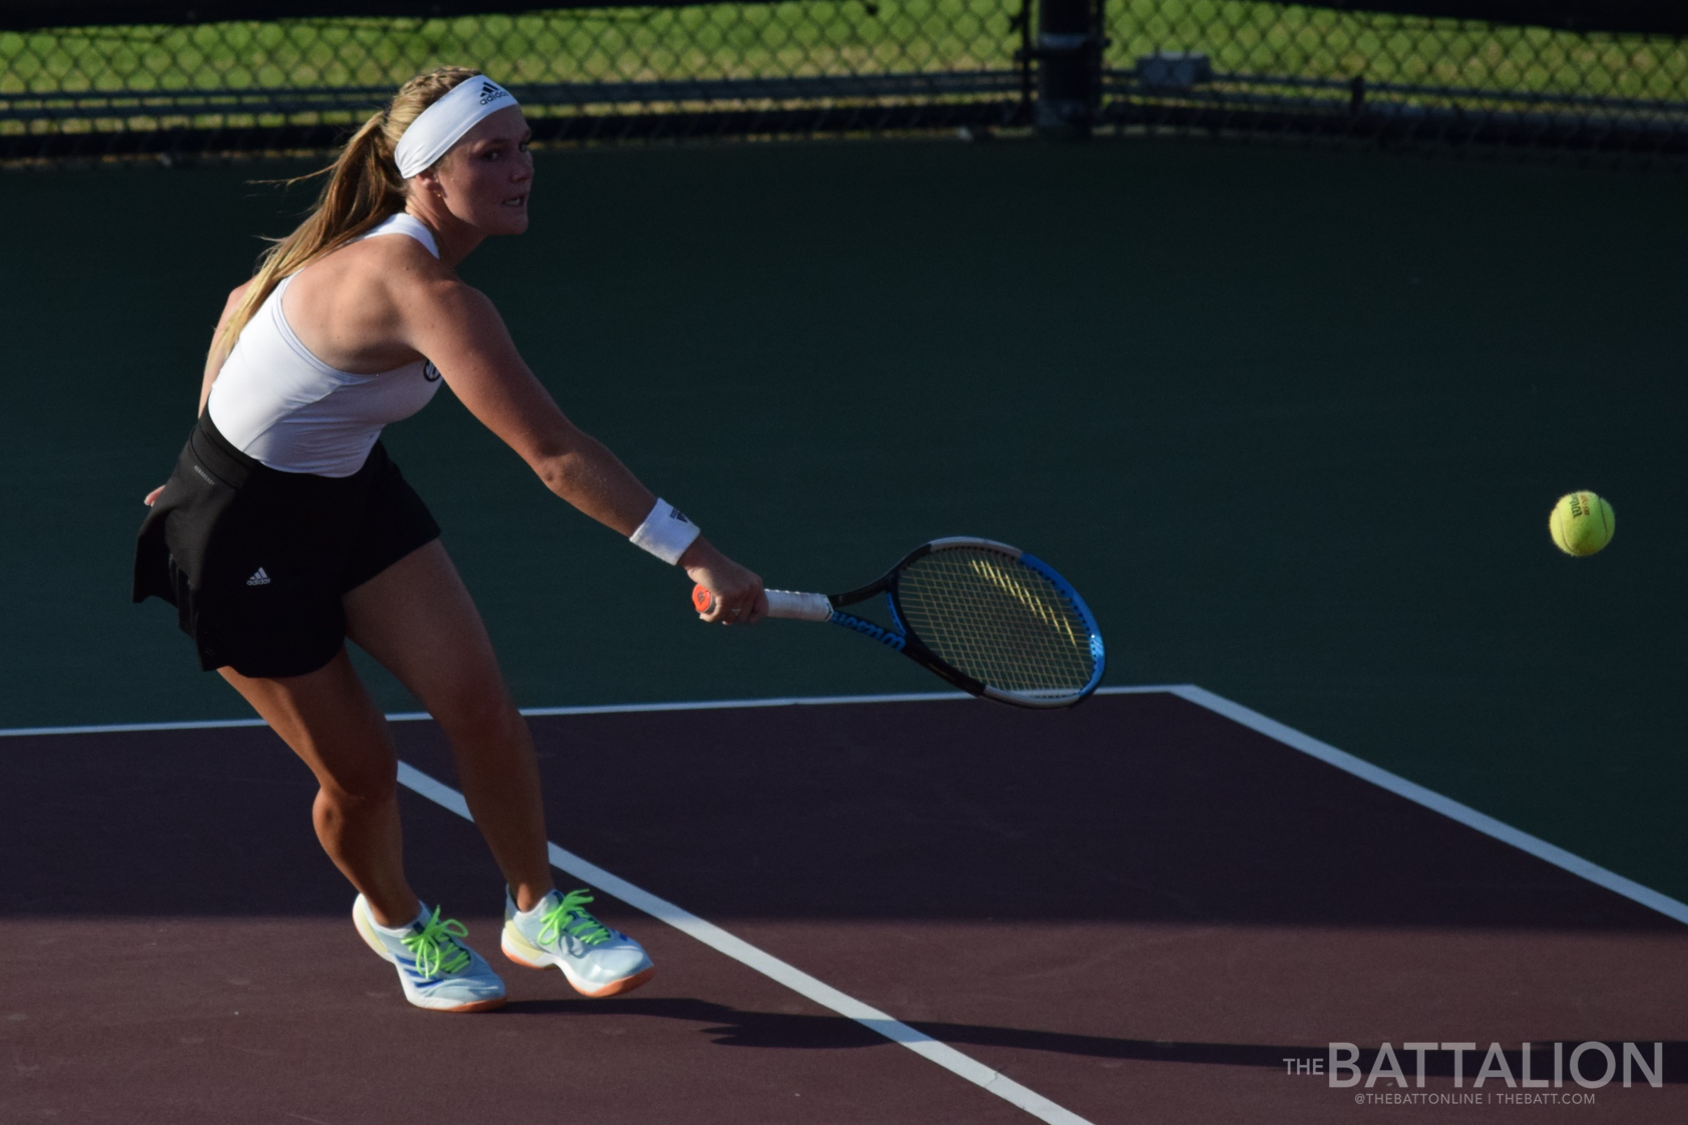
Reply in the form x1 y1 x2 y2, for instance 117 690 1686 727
223 279 254 313
344 227 451 278
345 249 502 346
340 231 465 307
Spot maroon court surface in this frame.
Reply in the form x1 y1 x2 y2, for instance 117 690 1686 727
3 691 1685 1123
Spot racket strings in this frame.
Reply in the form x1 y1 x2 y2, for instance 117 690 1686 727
895 550 1096 698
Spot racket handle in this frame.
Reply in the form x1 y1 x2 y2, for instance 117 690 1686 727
766 589 833 621
691 584 832 622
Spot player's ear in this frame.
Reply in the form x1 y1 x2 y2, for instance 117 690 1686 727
413 162 447 198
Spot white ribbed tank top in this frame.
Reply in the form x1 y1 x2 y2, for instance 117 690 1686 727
206 213 445 478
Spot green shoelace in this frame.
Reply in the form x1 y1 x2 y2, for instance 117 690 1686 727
536 889 613 948
400 907 473 979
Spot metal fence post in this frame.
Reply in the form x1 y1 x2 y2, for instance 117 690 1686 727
1033 0 1103 138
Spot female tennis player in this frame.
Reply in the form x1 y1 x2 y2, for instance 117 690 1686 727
133 68 766 1013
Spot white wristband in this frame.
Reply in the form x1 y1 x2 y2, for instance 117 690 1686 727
629 498 701 565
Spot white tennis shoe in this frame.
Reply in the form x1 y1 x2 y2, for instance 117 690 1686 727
501 888 655 997
352 895 507 1013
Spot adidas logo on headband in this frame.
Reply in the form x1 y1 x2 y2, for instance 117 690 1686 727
394 76 520 178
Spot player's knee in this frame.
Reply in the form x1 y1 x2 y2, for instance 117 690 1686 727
319 755 399 807
432 673 518 742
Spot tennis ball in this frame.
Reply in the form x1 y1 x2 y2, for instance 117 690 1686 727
1549 491 1615 557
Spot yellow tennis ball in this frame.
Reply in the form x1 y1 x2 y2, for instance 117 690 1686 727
1549 491 1615 557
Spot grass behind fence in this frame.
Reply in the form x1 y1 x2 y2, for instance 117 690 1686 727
0 1 1017 139
1109 0 1688 102
2 1 1684 139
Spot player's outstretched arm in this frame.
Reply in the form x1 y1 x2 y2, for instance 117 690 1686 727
398 275 765 623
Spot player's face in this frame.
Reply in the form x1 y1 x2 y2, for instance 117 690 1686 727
436 106 533 236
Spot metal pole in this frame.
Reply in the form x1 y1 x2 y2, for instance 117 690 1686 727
1034 0 1100 138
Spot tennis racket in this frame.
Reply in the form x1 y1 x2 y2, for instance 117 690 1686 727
693 537 1104 709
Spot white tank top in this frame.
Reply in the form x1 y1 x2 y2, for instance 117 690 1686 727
206 213 445 478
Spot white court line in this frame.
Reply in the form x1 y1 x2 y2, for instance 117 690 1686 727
1164 684 1688 927
391 684 1186 722
396 761 1093 1125
0 695 971 737
0 684 1186 737
0 716 271 738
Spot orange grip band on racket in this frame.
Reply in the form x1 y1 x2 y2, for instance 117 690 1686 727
692 584 715 613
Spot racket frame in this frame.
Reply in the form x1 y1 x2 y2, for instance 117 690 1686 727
804 536 1107 709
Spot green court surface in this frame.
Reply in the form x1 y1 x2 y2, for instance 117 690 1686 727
1 138 1683 904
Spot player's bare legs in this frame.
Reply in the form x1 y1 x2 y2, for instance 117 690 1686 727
344 539 556 913
218 653 420 927
215 539 554 924
344 539 651 998
220 549 521 1012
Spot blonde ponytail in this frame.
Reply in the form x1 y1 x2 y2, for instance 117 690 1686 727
216 67 484 354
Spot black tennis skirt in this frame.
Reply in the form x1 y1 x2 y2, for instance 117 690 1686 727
132 412 440 678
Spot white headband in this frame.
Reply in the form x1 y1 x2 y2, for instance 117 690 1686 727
393 76 519 179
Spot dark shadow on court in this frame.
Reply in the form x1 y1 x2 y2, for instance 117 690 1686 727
498 998 1688 1083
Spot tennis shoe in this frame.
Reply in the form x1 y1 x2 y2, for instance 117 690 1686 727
352 895 507 1013
501 888 655 997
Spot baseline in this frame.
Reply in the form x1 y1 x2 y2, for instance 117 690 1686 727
0 685 1185 738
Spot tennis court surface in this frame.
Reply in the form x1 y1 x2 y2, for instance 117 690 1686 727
4 688 1682 1123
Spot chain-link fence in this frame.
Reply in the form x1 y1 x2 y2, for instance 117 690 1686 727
0 3 1031 160
1104 2 1688 154
3 2 1685 162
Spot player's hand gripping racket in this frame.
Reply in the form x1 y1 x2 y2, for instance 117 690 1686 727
693 537 1104 709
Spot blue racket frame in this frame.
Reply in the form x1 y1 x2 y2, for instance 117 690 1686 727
818 537 1106 709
